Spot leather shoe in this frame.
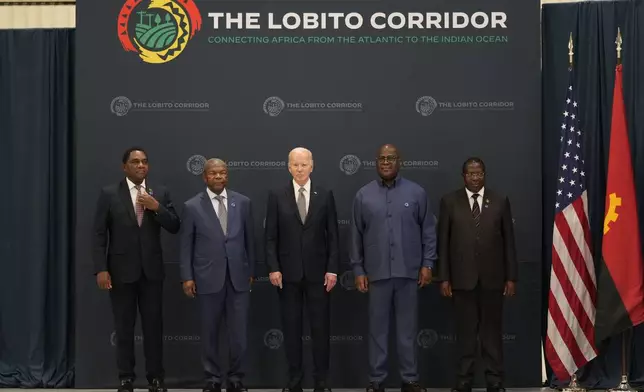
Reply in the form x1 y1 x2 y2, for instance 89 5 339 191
402 381 426 392
282 384 303 392
314 381 332 392
203 381 222 392
118 379 134 392
367 382 385 392
148 378 167 392
228 381 247 392
451 381 472 392
487 383 505 392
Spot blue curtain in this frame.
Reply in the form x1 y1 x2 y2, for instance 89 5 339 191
0 29 75 387
542 1 644 388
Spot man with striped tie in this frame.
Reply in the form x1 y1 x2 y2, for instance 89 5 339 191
93 147 181 392
436 157 517 392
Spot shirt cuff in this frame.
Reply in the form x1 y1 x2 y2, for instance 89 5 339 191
352 265 366 277
325 272 337 276
422 260 435 269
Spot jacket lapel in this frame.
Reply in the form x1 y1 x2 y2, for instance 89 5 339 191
285 184 303 225
200 191 224 236
303 184 319 228
119 180 137 225
226 192 237 236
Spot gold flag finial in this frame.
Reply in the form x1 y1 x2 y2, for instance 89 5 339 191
616 27 623 62
568 32 574 67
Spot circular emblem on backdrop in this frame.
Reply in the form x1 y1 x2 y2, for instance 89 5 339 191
415 96 438 116
264 329 284 349
416 329 438 349
110 96 133 116
263 96 285 117
186 154 207 175
117 0 202 64
339 155 361 175
340 270 356 290
110 331 117 347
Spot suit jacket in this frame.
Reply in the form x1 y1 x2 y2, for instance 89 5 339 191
265 182 339 283
92 179 180 284
179 189 256 294
437 188 517 290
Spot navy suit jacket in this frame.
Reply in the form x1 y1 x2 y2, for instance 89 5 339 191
179 188 256 294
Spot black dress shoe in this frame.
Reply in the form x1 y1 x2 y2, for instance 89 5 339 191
148 378 167 392
227 381 247 392
402 381 426 392
314 381 332 392
118 379 134 392
451 381 472 392
487 383 505 392
367 382 385 392
203 381 222 392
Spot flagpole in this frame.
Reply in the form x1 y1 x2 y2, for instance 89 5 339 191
561 32 586 392
607 26 635 392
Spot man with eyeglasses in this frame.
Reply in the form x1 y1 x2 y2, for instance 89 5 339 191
350 144 437 392
436 157 517 392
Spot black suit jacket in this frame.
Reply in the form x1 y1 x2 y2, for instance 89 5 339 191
265 182 340 283
437 188 517 290
92 179 180 284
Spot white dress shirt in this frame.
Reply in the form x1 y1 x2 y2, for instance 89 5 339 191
206 187 228 219
293 178 311 213
126 177 146 211
465 186 485 211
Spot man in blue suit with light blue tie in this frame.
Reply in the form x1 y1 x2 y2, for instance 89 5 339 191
179 158 256 392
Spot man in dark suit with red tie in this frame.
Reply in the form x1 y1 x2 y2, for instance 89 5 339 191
437 157 517 392
265 147 340 392
93 147 181 392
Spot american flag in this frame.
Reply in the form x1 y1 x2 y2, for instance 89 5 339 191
545 69 598 381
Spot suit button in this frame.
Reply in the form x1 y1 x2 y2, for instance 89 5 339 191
390 243 394 247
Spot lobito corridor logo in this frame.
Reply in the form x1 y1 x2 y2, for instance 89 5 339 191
117 0 202 64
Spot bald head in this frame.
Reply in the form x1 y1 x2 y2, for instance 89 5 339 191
288 147 314 185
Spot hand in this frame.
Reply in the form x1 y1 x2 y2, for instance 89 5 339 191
355 275 369 293
183 280 197 298
324 273 337 292
418 267 432 288
137 190 160 211
97 271 112 290
504 281 516 297
269 271 283 289
441 281 452 297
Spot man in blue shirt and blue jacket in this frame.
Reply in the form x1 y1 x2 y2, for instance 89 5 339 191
350 144 437 392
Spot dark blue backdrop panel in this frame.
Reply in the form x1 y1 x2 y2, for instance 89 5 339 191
75 0 541 387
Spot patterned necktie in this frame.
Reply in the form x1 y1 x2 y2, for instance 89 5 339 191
135 185 144 227
472 193 481 227
215 195 227 235
297 187 307 223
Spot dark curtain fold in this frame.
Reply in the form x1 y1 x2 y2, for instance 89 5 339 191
542 0 644 388
0 29 75 388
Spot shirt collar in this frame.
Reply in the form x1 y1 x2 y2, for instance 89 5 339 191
207 187 227 200
379 175 400 188
465 186 485 199
293 178 311 194
126 177 146 191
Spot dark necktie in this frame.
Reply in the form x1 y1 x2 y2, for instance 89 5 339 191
472 193 481 227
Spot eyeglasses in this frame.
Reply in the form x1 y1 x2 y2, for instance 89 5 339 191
377 155 398 163
465 172 485 178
